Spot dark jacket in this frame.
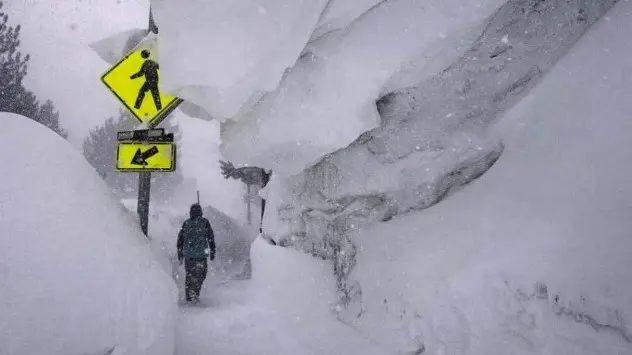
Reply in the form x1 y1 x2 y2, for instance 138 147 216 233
177 204 216 260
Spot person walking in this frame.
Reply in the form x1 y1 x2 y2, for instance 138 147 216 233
177 204 216 304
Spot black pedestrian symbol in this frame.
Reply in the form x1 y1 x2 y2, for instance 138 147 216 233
130 50 162 111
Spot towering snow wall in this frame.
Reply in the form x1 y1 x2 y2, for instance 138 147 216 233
262 0 618 250
151 0 507 174
149 0 617 241
253 0 632 353
342 0 632 351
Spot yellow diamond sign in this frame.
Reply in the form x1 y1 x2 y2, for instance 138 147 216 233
101 40 182 127
116 142 176 172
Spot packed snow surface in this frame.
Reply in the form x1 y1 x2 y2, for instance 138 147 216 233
0 113 177 355
176 237 386 355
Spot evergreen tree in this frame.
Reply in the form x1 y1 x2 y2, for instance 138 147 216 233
0 3 29 112
83 111 183 198
36 99 67 138
0 1 67 138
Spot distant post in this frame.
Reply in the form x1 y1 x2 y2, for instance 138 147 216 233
219 160 271 232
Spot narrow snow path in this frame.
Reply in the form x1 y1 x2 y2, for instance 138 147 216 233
172 251 387 355
175 276 289 355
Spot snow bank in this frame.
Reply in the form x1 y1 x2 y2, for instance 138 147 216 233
250 237 386 354
251 237 337 323
0 113 177 355
341 1 632 352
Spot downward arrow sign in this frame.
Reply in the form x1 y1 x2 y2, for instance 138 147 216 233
131 146 159 166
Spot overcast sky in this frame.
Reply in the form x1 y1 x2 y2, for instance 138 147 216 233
6 0 149 145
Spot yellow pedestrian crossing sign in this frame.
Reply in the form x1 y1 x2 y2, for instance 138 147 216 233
116 142 176 172
101 40 182 127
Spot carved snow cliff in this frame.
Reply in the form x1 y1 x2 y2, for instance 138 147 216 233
265 0 618 248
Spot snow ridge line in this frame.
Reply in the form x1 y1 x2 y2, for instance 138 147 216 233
311 0 390 42
552 296 632 344
515 283 631 346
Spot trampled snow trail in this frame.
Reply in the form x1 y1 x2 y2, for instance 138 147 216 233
173 239 386 355
175 277 289 355
170 222 286 354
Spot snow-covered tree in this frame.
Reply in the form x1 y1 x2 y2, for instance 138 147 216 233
0 1 67 138
35 99 66 138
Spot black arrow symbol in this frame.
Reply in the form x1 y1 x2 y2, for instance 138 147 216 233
131 146 159 166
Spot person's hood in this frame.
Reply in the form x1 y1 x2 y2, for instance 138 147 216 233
190 204 203 218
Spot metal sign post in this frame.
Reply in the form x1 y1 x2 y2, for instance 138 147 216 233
115 128 176 237
138 171 152 236
140 8 158 238
100 9 181 237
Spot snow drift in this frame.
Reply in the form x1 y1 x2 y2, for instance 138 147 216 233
0 113 177 355
249 237 387 354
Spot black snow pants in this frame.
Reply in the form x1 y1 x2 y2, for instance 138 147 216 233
184 258 208 302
